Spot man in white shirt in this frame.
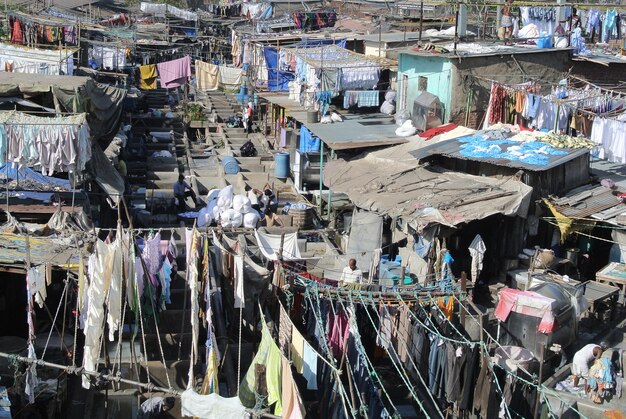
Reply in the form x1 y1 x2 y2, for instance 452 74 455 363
340 258 362 286
245 185 261 212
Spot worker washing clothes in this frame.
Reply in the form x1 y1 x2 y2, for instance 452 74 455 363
571 341 608 388
245 185 261 212
173 174 198 211
340 258 363 287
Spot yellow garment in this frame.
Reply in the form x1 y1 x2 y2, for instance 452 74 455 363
238 321 283 414
139 64 157 90
291 326 305 374
543 199 595 242
266 337 283 415
195 59 219 91
202 346 219 394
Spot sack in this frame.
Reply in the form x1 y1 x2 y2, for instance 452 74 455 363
197 206 213 227
220 209 243 228
240 140 257 157
217 185 234 209
243 211 260 228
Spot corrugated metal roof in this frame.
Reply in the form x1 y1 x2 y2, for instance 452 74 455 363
549 185 624 219
411 137 589 172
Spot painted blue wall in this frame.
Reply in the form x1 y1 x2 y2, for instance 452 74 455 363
398 53 452 122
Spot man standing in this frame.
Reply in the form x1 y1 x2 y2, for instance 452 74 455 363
340 258 362 286
499 0 514 43
244 102 254 134
173 174 197 211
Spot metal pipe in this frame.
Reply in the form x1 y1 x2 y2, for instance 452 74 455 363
0 351 180 395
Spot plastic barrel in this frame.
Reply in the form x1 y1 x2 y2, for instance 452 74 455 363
221 156 240 174
274 152 290 179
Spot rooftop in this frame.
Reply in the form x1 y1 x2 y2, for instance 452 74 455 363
306 114 408 150
399 42 572 59
412 130 590 172
259 92 409 150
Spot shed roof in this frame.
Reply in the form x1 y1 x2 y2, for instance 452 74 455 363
306 114 408 150
399 43 572 59
547 184 626 224
323 132 532 227
411 132 589 172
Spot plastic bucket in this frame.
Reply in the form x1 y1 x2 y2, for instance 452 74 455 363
221 156 240 174
307 110 319 124
274 152 290 179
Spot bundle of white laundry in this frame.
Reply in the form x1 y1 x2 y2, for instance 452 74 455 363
199 185 261 228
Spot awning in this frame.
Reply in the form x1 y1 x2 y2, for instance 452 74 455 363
494 288 557 333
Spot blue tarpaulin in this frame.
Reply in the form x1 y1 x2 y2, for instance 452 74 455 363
299 126 320 152
0 164 71 190
264 47 294 91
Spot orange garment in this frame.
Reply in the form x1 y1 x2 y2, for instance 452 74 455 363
438 297 454 320
515 91 525 113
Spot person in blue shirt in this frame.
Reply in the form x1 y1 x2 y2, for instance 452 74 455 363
173 174 198 211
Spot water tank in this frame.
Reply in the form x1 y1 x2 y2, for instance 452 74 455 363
274 152 290 179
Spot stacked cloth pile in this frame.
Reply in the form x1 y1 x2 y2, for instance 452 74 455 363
0 111 91 174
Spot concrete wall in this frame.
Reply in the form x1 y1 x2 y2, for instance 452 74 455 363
449 49 572 128
397 54 453 121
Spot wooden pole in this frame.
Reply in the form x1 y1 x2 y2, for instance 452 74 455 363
533 345 545 418
418 1 424 46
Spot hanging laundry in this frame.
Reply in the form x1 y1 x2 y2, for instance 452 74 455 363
281 357 306 419
291 325 305 374
82 239 114 389
106 228 124 341
157 55 192 89
468 234 486 282
279 303 292 354
218 66 243 91
27 266 46 308
195 60 219 91
233 254 245 308
238 321 283 411
180 390 246 418
356 90 380 108
139 64 157 90
89 45 127 70
302 341 318 390
142 232 162 275
0 111 91 174
254 229 302 260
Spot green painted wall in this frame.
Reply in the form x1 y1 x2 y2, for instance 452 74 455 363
398 54 453 122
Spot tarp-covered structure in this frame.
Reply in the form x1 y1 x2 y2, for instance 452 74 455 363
0 73 127 201
323 127 532 228
0 72 126 146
